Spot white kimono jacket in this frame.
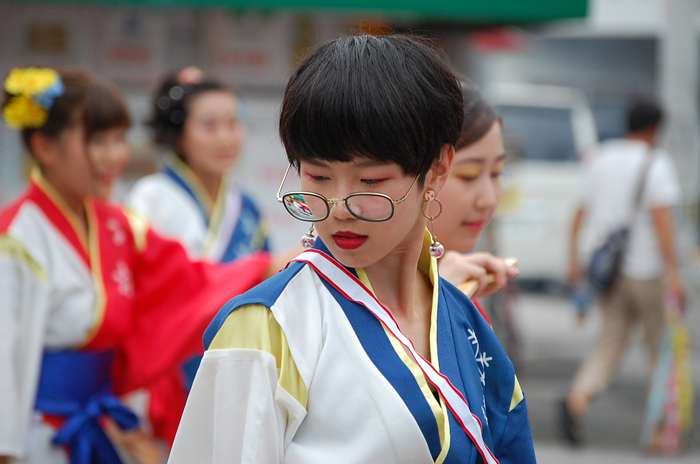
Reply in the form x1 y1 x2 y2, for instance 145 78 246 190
125 155 268 263
169 236 535 464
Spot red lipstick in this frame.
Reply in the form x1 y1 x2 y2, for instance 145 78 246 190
332 231 368 250
464 221 486 232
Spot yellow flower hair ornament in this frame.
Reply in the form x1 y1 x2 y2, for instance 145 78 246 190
3 67 65 129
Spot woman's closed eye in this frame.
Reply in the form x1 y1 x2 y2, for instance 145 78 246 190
306 174 329 182
361 178 389 186
452 169 481 182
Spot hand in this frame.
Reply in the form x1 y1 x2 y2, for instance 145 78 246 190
439 251 519 299
665 267 687 314
104 420 165 464
567 259 582 287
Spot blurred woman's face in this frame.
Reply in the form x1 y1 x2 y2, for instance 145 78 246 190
87 127 130 199
46 123 94 204
179 90 245 179
434 121 505 253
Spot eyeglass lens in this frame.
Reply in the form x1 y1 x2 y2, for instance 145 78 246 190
283 193 394 221
346 194 393 221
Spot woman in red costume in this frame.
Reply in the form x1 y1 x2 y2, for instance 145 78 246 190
0 68 272 464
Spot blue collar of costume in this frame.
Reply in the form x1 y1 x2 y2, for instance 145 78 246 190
162 158 211 226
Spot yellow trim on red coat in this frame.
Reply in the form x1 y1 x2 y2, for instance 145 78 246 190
30 167 89 251
79 201 107 347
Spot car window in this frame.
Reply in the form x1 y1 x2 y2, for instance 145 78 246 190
499 106 577 162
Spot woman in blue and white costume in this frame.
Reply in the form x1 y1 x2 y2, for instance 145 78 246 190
170 35 536 464
126 67 268 264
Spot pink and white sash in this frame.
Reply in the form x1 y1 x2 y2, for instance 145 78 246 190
292 249 499 464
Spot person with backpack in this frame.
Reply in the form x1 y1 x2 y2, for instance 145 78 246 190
563 98 685 445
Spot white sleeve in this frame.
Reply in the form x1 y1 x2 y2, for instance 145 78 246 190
577 160 597 209
0 237 51 458
644 153 682 208
125 176 206 258
123 178 161 225
168 305 307 464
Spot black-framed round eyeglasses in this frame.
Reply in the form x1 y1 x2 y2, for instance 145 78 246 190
276 164 420 222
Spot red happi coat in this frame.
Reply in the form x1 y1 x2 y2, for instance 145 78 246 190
0 170 271 461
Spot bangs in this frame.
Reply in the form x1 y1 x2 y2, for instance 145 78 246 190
280 35 463 178
456 81 500 150
84 77 130 137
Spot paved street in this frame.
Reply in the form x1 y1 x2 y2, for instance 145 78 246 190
507 287 700 463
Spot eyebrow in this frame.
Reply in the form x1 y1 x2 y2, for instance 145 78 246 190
453 153 507 165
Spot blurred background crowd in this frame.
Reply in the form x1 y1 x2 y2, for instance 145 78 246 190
1 0 699 462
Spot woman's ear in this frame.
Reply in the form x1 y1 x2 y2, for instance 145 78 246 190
427 144 454 194
28 131 58 169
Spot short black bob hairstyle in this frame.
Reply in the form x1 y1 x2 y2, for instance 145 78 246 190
279 34 464 182
627 98 664 134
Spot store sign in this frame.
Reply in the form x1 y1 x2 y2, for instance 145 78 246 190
205 11 294 88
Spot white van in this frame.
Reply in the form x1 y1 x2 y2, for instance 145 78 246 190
485 83 598 282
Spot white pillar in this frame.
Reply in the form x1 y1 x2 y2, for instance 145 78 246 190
658 0 700 208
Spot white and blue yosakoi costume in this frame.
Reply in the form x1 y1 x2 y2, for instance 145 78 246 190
169 233 536 464
0 170 271 463
125 154 269 264
126 154 270 387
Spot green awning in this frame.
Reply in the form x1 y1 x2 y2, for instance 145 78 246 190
30 0 588 22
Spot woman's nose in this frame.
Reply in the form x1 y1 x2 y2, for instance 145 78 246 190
475 180 498 210
328 198 354 219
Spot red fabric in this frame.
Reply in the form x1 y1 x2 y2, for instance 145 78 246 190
111 225 271 394
146 369 188 446
473 300 492 326
114 230 270 445
25 181 90 266
5 183 271 446
0 191 27 234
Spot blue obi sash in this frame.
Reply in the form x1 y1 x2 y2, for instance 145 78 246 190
35 351 139 464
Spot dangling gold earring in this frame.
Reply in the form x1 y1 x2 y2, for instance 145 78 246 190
301 224 316 248
422 190 444 258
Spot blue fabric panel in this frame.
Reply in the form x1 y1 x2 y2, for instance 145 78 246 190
203 259 306 349
433 289 476 464
204 238 337 348
493 399 537 464
36 351 113 405
35 350 139 464
318 278 443 460
440 280 535 463
163 164 209 226
220 193 267 263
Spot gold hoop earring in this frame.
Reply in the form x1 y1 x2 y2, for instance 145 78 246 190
422 190 444 258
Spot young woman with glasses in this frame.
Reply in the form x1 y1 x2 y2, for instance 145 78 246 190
169 35 535 464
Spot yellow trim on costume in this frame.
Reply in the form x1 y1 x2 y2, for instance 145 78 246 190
510 375 524 412
209 304 308 409
31 167 89 251
167 154 215 216
421 230 454 464
357 250 451 460
0 234 48 280
250 219 268 251
123 208 149 253
202 176 227 255
80 202 107 347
